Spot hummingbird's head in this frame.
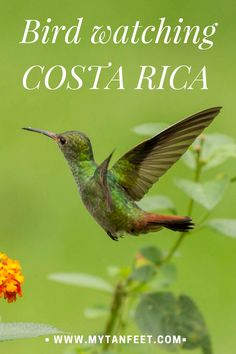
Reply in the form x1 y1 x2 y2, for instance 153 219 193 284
23 128 94 162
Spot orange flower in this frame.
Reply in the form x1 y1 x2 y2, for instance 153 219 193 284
0 252 24 303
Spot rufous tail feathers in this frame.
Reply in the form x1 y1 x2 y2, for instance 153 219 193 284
143 213 194 233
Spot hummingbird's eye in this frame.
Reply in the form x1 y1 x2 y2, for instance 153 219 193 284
59 136 66 145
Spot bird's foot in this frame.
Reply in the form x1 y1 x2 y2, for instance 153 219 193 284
106 231 119 241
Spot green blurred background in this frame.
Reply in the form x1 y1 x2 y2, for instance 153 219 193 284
0 0 235 353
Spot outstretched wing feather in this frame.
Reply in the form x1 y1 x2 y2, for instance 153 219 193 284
111 107 221 200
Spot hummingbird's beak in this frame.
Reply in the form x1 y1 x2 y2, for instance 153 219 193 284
22 127 57 140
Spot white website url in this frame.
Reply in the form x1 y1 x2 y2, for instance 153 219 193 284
45 334 187 345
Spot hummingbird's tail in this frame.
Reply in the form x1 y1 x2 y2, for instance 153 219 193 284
143 213 194 233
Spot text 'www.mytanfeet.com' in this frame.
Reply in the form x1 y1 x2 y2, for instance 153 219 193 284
44 334 187 345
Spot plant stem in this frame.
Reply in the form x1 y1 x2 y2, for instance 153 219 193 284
162 142 203 264
196 210 211 227
162 232 185 264
116 295 133 337
102 281 126 351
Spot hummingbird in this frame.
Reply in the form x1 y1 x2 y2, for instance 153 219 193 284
23 107 221 241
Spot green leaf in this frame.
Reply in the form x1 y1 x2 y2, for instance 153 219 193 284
135 292 212 353
206 219 236 238
138 195 176 213
0 322 61 341
48 273 113 293
175 176 229 210
107 265 131 279
84 305 108 319
130 265 157 283
139 246 163 265
132 123 168 136
178 295 212 353
206 145 236 169
181 150 196 169
202 134 236 170
107 265 120 277
182 134 236 170
151 264 177 289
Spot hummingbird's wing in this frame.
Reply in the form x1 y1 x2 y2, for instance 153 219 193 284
94 151 114 211
111 107 221 201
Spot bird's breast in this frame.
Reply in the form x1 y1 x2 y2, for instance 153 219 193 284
79 178 141 234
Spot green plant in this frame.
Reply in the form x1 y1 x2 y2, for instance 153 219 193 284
47 128 236 354
1 128 235 352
